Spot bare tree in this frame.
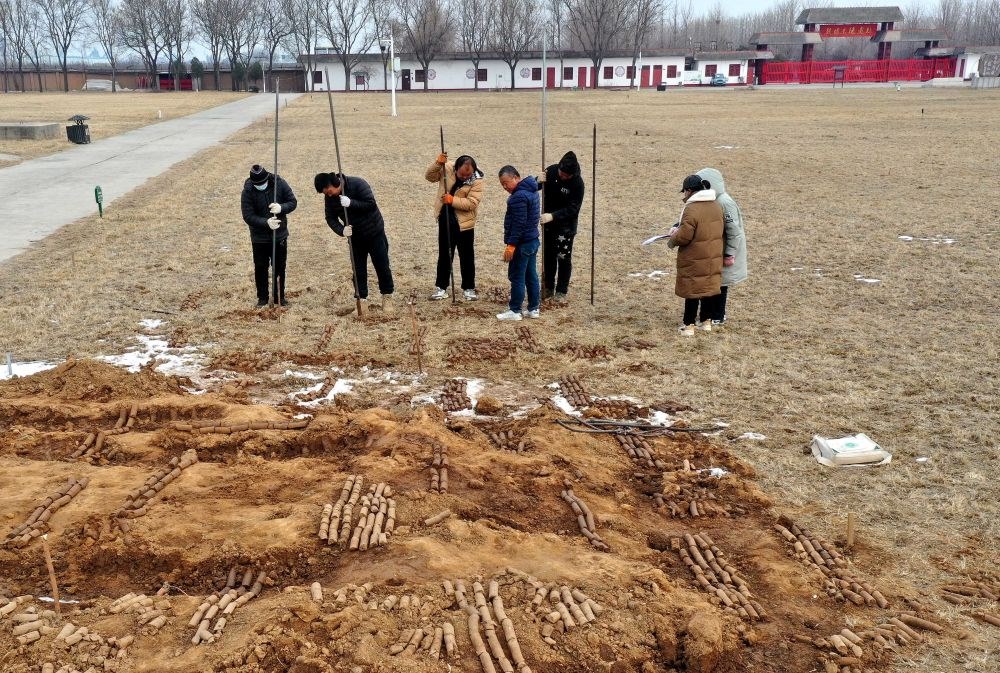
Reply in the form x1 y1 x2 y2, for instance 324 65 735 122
87 0 122 91
459 0 493 90
1 0 36 90
564 0 630 88
369 0 393 89
546 0 565 83
38 0 88 91
492 0 536 89
218 0 262 91
119 0 167 88
156 0 189 92
397 0 451 91
319 0 375 90
626 0 662 87
260 0 291 83
192 0 226 89
282 0 319 90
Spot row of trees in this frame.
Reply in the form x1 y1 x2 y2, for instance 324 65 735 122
2 0 999 93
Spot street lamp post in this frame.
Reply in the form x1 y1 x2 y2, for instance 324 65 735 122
378 34 397 117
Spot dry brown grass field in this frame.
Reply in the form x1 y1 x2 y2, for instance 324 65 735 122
0 91 249 165
0 87 998 673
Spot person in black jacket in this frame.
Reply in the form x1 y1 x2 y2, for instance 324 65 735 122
314 172 395 311
537 151 585 301
241 164 297 307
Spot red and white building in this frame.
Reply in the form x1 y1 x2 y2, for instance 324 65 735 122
304 48 772 91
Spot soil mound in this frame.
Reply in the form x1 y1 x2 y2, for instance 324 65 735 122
0 359 184 402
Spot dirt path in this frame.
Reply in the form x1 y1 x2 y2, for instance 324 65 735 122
0 93 300 264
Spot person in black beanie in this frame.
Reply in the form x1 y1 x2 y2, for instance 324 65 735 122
241 164 297 307
537 151 585 301
314 172 395 312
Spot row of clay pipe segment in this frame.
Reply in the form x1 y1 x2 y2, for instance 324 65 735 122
189 568 267 644
111 449 198 533
70 403 138 462
318 475 396 551
2 478 88 549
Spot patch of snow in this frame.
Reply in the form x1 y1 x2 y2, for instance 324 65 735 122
99 335 205 377
282 369 327 381
411 394 437 406
897 235 914 242
0 359 57 381
450 409 476 417
739 432 767 441
899 234 956 245
466 379 485 407
629 270 669 279
648 411 674 427
292 378 355 408
140 318 164 330
294 413 314 420
551 395 582 417
697 467 730 477
790 267 804 271
915 456 929 463
853 274 881 285
713 145 738 149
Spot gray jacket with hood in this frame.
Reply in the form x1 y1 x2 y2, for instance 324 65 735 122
696 168 747 286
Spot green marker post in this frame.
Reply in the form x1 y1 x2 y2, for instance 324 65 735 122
95 186 103 218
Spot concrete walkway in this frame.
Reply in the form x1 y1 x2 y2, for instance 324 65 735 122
0 93 300 264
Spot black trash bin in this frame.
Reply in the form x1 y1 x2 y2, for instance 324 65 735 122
66 114 91 144
657 84 667 92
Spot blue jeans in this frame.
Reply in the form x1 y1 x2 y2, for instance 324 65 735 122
508 238 540 313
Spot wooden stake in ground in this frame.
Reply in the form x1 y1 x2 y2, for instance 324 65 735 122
41 534 61 619
409 299 423 373
439 125 457 303
846 512 857 549
324 70 363 318
590 123 596 306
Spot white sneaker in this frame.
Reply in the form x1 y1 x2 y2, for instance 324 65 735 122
678 324 695 336
429 288 447 300
464 289 478 301
524 309 541 319
497 310 523 321
698 320 712 332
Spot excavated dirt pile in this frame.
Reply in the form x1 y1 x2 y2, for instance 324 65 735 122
0 362 959 673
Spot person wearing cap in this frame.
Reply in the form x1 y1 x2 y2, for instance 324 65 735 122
424 152 485 301
536 151 585 301
667 175 724 336
241 164 297 307
496 165 541 321
314 172 395 312
695 167 747 327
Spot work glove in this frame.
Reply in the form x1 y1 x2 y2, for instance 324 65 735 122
436 152 447 165
724 255 736 267
339 195 351 208
269 203 281 215
503 244 516 262
267 217 281 230
540 213 554 224
536 173 545 184
342 225 353 238
442 194 454 206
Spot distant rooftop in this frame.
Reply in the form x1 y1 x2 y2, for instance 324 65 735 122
795 6 905 25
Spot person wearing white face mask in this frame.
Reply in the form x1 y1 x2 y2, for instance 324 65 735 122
241 164 297 307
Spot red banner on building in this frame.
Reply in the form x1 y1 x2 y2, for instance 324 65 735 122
819 23 878 38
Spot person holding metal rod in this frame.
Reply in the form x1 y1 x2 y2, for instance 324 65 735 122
314 172 396 313
536 151 585 301
241 164 297 308
424 152 485 301
497 165 541 322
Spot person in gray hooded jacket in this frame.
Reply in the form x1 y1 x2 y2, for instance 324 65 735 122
695 167 747 324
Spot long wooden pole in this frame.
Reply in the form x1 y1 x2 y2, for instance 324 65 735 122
590 123 596 306
270 78 279 308
41 535 61 619
324 71 363 318
440 125 457 303
540 27 548 297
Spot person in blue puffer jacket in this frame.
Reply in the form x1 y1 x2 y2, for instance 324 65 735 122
497 165 540 321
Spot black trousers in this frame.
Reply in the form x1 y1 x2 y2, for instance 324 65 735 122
718 285 729 320
350 232 394 299
543 226 575 294
683 293 723 325
435 219 475 290
251 237 286 302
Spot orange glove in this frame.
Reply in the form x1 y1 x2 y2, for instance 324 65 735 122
436 152 447 165
503 244 516 262
442 194 454 205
